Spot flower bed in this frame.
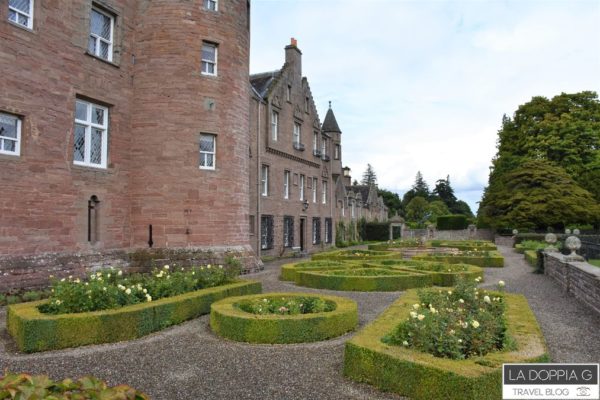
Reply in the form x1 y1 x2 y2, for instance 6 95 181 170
344 287 548 400
368 238 424 251
8 280 261 353
0 372 148 399
311 249 402 261
210 293 358 343
281 260 483 291
413 250 504 268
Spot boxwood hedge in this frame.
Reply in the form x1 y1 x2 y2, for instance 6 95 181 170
413 251 504 268
524 250 538 267
311 249 402 261
344 290 549 400
8 280 261 353
428 240 497 251
210 292 358 343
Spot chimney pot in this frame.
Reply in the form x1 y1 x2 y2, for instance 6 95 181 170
291 37 297 47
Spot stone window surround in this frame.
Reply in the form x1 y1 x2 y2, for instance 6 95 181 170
0 111 22 157
204 0 218 12
201 41 218 76
73 98 109 169
88 5 115 62
283 170 290 199
261 164 269 196
199 133 216 170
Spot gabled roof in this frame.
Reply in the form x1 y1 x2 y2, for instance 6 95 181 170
322 103 341 133
250 70 281 98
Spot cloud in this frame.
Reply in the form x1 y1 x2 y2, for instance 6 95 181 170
250 0 600 212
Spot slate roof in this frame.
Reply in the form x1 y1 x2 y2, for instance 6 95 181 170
322 104 341 133
250 70 281 98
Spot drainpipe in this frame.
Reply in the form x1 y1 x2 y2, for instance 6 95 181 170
251 86 264 257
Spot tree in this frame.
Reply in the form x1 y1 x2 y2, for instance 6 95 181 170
361 164 378 186
412 171 430 198
478 160 599 230
490 91 600 201
378 189 403 218
406 196 429 224
432 175 457 209
452 200 474 218
427 200 450 223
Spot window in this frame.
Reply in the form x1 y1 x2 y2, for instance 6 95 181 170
312 177 317 203
88 195 100 243
334 144 340 160
271 110 278 141
74 99 108 168
201 42 217 76
299 174 305 201
8 0 33 29
283 170 290 199
260 215 273 250
199 133 216 170
0 112 21 156
204 0 217 11
88 6 114 62
283 216 294 248
325 218 332 244
313 132 319 152
312 217 321 245
305 96 309 113
293 122 301 145
321 137 328 156
286 85 291 102
322 180 328 204
261 165 269 196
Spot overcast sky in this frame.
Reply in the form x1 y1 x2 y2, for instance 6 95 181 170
249 0 600 213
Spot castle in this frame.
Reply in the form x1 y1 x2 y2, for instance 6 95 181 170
0 1 385 290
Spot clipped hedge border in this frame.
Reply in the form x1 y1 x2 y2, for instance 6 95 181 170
281 260 484 291
210 292 358 343
312 249 402 261
8 280 261 353
524 250 538 267
344 289 549 400
414 251 504 268
428 240 497 251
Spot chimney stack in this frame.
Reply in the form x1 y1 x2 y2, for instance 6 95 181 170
285 37 302 78
342 167 352 187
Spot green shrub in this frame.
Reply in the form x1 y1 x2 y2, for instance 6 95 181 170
236 295 335 315
524 250 538 267
312 249 401 261
211 292 358 344
383 278 510 359
39 264 239 315
344 289 549 400
7 280 261 353
0 372 148 399
6 295 20 305
414 251 504 268
364 222 390 241
436 215 469 230
21 291 43 302
428 240 496 251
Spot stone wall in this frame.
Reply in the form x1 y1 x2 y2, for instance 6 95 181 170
544 252 600 316
494 235 515 247
0 246 261 292
402 228 494 241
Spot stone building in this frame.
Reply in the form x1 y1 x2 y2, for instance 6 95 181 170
249 40 343 257
0 0 256 290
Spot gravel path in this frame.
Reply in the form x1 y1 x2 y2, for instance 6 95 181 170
481 245 600 363
1 247 598 399
0 257 405 400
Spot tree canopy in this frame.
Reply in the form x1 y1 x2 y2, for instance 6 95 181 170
479 91 600 229
361 164 378 186
432 175 457 210
406 196 429 224
378 188 403 218
478 159 599 230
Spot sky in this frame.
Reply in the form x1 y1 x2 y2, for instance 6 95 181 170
249 0 600 213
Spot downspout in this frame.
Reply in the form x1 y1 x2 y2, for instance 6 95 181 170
251 86 264 258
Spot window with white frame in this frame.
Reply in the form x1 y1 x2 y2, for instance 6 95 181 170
293 122 301 145
0 112 21 156
321 137 328 156
199 133 216 170
271 110 278 141
8 0 33 29
322 180 328 204
299 174 305 201
334 144 340 160
283 170 290 199
88 6 114 62
313 132 318 152
73 100 108 168
312 177 317 203
201 42 217 76
261 165 269 196
204 0 217 11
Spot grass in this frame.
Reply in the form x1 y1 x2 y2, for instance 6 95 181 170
589 259 600 268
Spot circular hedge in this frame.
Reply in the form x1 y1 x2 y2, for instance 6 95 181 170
210 293 358 344
311 249 402 261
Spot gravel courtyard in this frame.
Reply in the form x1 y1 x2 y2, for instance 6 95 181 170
0 246 598 399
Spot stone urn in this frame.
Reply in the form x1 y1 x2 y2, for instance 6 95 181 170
544 233 559 252
564 236 584 261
